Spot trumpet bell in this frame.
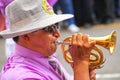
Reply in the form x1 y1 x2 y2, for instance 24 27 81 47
109 31 116 54
90 31 116 54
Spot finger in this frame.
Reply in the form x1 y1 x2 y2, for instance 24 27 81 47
82 34 89 47
90 70 96 80
71 33 77 45
82 34 89 42
90 73 96 80
89 40 96 48
76 33 82 45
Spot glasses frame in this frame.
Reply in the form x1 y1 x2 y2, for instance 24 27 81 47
41 23 59 33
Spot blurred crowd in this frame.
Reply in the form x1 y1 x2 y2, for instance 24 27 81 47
0 0 120 33
52 0 120 33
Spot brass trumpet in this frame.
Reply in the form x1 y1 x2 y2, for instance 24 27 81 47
56 31 117 68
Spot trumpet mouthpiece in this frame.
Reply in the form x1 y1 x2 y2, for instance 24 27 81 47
55 41 70 45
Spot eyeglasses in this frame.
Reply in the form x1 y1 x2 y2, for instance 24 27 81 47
41 23 59 33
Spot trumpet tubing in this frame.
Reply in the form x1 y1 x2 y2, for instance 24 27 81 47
58 31 116 68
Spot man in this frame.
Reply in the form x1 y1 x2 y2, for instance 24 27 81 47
94 0 115 24
0 0 57 58
0 0 96 80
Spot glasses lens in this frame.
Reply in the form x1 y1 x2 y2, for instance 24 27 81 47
48 26 55 32
42 23 59 33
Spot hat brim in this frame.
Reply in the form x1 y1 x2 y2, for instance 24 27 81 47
0 14 73 38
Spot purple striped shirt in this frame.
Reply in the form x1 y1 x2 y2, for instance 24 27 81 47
0 44 71 80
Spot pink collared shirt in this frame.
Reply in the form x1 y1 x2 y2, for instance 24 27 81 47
0 44 71 80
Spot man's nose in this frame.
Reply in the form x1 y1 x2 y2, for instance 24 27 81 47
53 29 61 38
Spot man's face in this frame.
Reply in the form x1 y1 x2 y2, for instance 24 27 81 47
26 24 60 56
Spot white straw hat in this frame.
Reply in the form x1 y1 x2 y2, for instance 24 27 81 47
0 0 73 38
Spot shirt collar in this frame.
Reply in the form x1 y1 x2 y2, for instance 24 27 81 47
14 44 45 58
13 44 57 69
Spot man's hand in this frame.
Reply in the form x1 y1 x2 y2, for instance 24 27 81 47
68 33 96 80
69 33 96 62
